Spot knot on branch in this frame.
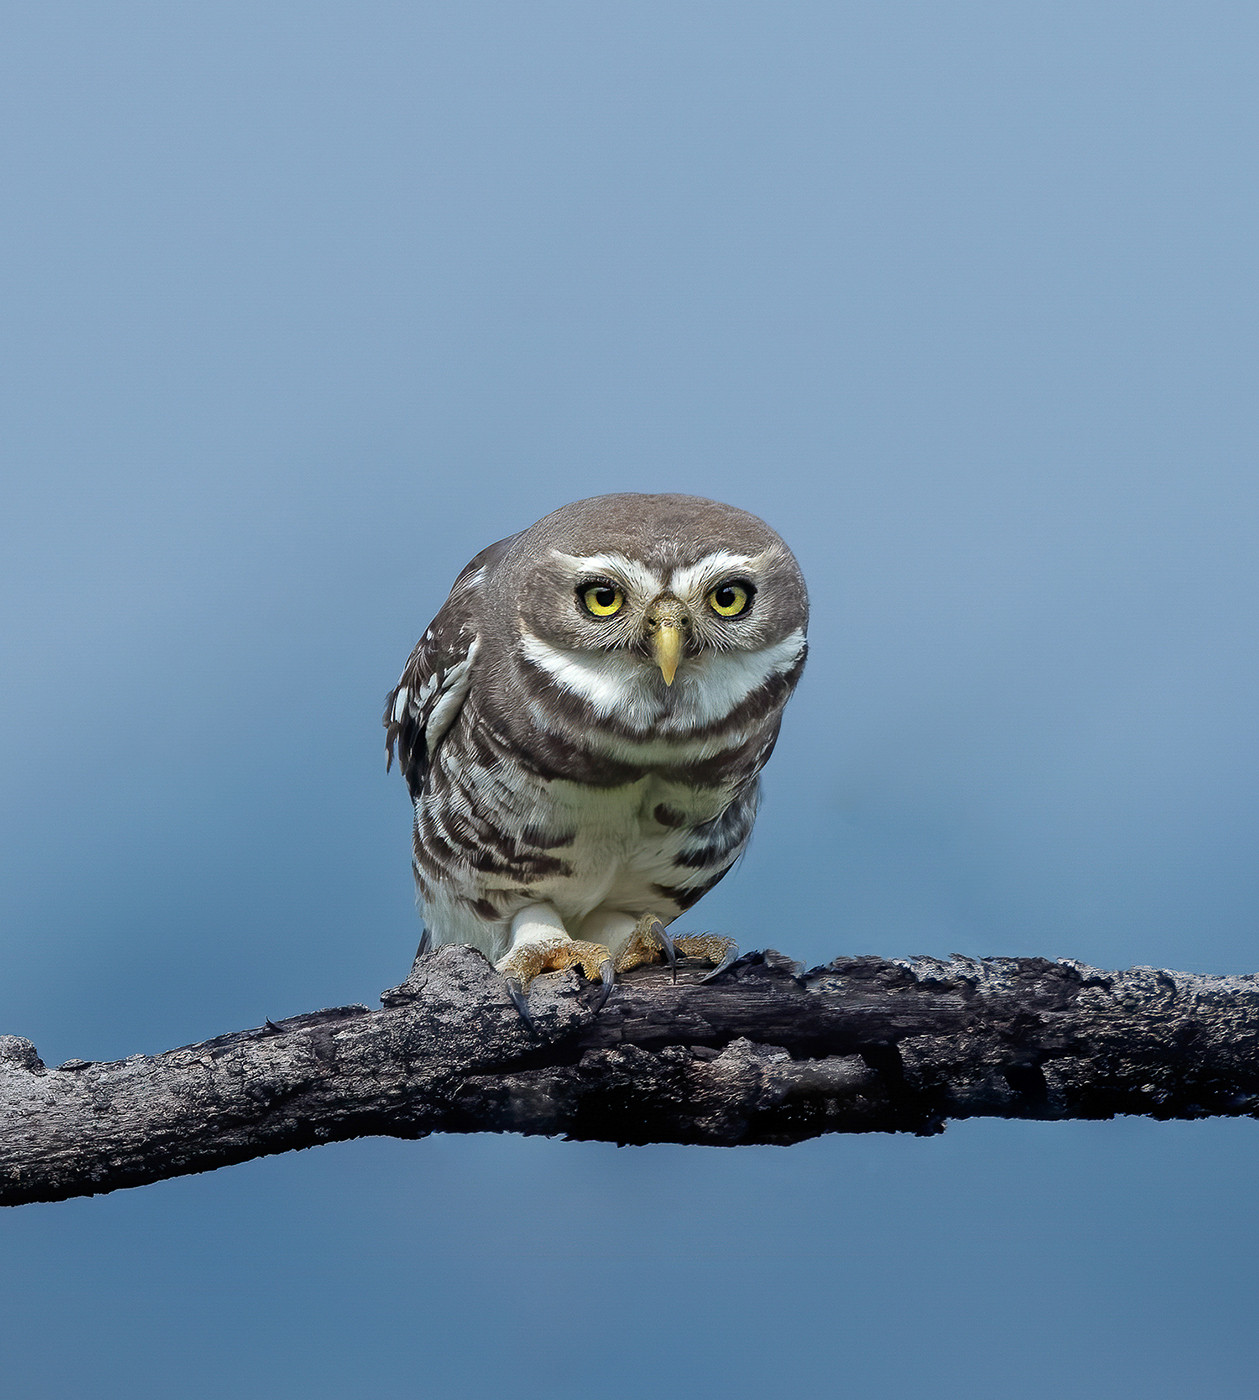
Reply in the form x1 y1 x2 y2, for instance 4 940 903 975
0 1037 44 1073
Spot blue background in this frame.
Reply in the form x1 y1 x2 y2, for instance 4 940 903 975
3 4 1258 1396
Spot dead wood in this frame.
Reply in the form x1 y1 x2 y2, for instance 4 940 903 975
3 945 1258 1206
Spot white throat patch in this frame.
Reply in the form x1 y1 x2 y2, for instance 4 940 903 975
519 628 805 733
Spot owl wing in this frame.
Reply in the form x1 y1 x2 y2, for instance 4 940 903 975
383 539 510 800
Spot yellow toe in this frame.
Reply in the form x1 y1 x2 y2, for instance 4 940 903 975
495 935 612 990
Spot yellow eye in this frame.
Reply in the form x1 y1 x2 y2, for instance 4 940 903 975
707 582 752 617
581 584 625 617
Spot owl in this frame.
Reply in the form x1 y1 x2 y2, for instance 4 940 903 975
384 493 808 1009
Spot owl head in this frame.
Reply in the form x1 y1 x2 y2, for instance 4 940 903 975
491 494 808 726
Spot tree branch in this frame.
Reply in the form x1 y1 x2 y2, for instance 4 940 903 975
4 945 1258 1207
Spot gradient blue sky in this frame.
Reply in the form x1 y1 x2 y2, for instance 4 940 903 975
3 5 1258 1397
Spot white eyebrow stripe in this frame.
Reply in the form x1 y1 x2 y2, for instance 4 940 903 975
550 550 664 599
670 551 768 598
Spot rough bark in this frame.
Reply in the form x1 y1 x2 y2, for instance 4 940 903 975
3 945 1258 1207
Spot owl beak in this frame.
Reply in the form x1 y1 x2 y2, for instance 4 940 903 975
648 598 689 686
652 624 683 686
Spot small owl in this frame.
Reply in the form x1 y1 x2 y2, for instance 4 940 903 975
384 493 808 1003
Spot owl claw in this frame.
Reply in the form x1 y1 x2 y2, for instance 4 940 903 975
649 919 677 983
698 942 740 983
592 958 617 1012
503 976 538 1033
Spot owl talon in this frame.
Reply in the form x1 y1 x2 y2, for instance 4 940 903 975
698 941 741 983
503 977 537 1032
592 958 617 1012
649 918 677 983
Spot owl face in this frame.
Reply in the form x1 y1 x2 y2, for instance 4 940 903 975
508 494 808 693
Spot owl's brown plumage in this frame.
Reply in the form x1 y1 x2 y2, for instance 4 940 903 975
385 493 807 991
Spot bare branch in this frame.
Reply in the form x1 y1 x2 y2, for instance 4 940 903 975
4 945 1258 1207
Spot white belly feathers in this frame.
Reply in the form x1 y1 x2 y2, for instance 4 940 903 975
424 770 734 960
500 773 726 920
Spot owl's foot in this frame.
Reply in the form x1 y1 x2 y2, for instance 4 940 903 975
614 916 739 983
496 934 614 988
614 915 678 979
681 934 741 982
495 935 616 1027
